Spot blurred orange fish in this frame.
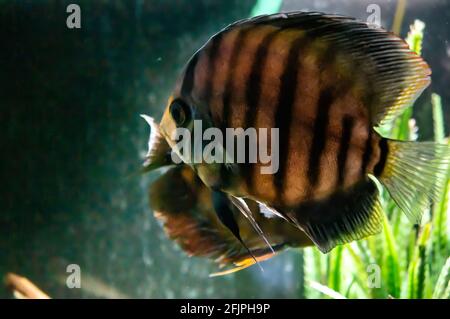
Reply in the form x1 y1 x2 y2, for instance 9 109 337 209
149 165 312 275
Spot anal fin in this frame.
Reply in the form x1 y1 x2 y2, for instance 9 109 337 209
287 179 383 253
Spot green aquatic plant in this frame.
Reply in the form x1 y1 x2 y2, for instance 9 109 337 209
250 0 283 17
303 20 450 299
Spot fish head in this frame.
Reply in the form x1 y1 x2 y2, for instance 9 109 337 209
159 95 179 147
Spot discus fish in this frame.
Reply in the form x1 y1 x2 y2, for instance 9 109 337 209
149 165 312 275
144 12 450 254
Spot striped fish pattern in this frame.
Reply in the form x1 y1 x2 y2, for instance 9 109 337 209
150 12 449 253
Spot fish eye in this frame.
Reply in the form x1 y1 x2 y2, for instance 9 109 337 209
169 99 191 127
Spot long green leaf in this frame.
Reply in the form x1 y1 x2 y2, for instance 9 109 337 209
382 215 401 297
432 93 445 143
432 258 450 299
407 223 432 298
431 95 449 262
328 245 344 292
308 280 347 299
345 245 371 298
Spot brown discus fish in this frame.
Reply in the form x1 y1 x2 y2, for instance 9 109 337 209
149 165 312 276
143 12 450 253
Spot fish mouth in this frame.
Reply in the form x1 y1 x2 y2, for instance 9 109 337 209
159 109 178 146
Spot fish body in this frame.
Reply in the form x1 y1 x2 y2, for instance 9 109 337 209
161 13 425 205
147 12 449 254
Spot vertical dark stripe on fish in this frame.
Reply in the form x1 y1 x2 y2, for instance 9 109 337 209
304 37 349 196
337 115 354 186
374 138 389 176
203 33 223 105
360 129 373 176
221 27 252 130
273 34 308 199
244 29 281 191
180 54 199 99
307 88 334 189
244 30 281 128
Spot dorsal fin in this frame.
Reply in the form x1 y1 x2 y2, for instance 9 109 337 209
221 11 431 126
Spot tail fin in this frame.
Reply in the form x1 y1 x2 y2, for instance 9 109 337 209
377 139 450 224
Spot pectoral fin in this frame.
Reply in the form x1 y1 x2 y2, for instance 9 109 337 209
228 195 275 253
212 191 262 269
257 201 287 220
